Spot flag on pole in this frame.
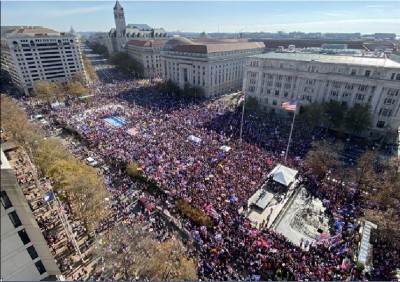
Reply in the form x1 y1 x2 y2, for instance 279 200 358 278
281 100 297 111
238 95 245 105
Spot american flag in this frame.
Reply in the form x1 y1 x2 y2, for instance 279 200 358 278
237 95 245 105
281 100 297 111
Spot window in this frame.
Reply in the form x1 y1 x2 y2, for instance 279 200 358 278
384 98 395 105
35 261 46 275
8 211 22 228
396 74 400 81
274 90 280 96
351 69 357 76
272 100 277 106
18 229 31 245
356 94 365 101
1 191 12 209
365 70 370 77
341 101 347 107
376 121 385 128
358 85 368 91
27 246 38 260
379 108 392 117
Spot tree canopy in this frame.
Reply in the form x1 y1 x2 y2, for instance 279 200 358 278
110 52 144 78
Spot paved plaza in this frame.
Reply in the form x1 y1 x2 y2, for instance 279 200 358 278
273 186 331 247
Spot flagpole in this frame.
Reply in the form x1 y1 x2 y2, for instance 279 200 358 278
239 93 245 143
284 109 297 163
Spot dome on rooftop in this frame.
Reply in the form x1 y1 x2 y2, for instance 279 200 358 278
163 36 193 50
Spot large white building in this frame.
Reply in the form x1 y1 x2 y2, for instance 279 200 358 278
1 27 85 95
243 52 400 137
161 37 265 98
1 149 61 280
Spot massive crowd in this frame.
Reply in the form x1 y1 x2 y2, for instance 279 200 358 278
19 73 399 281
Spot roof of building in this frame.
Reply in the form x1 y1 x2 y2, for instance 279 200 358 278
126 24 153 31
5 27 59 35
126 39 168 47
251 52 400 68
253 39 367 50
168 42 265 54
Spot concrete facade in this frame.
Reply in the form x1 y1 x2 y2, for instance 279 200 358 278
1 27 85 95
1 149 61 280
243 52 400 138
161 37 265 98
125 39 167 78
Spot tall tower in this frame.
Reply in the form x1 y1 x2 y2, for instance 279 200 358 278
113 0 126 37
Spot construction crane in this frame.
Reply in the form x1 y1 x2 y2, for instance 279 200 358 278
236 27 247 38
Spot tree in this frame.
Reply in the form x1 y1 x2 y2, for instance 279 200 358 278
141 236 198 280
33 138 71 175
155 79 179 94
126 160 142 179
304 140 344 178
48 158 109 232
83 56 98 81
67 81 88 97
299 102 325 131
34 80 55 104
324 101 346 130
93 223 159 280
1 94 33 146
354 150 378 193
72 72 86 85
67 164 110 232
110 52 144 78
244 96 260 113
345 104 372 134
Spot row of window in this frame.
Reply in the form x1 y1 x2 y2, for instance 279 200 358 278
1 191 47 275
256 60 400 80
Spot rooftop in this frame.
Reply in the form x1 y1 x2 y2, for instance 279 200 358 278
5 27 59 36
126 39 168 47
250 52 400 68
126 24 153 31
168 42 265 54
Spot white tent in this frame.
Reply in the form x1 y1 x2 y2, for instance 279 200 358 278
267 164 298 187
219 145 232 152
188 135 202 143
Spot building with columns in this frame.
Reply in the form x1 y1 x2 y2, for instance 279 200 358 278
243 52 400 138
1 27 85 95
106 0 167 54
161 37 265 98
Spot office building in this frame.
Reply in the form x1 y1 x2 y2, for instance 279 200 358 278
243 52 400 137
1 148 61 280
125 39 167 78
161 37 265 98
1 26 85 95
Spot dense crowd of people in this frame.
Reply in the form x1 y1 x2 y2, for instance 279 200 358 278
17 73 399 281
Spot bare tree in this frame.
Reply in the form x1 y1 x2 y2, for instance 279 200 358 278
92 223 159 280
304 140 344 178
92 223 198 280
